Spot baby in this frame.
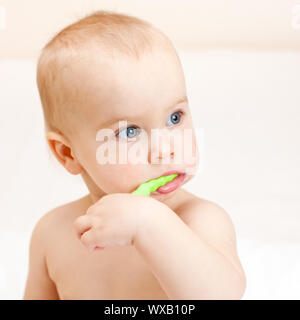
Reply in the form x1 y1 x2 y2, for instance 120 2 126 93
23 10 246 300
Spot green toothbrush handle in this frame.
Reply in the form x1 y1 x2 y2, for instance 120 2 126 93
131 174 179 196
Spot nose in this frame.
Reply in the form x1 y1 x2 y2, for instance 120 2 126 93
149 129 175 164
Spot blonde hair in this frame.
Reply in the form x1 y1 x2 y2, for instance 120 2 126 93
36 10 175 136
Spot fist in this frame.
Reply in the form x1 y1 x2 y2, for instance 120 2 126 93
73 193 157 251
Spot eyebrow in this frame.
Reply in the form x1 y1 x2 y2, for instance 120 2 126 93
99 95 188 128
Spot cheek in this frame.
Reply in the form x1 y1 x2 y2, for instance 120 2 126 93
92 137 151 192
182 132 200 175
73 136 147 193
194 144 200 169
91 163 147 193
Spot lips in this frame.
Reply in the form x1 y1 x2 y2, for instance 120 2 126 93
153 171 186 194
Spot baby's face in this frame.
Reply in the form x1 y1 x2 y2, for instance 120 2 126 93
66 46 199 201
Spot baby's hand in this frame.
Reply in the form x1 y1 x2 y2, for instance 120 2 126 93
73 193 158 251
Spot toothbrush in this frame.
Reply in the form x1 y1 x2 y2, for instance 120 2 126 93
92 174 179 251
131 174 179 196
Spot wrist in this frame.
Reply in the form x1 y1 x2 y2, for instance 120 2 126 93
133 198 172 247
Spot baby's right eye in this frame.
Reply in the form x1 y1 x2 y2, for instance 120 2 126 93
116 126 140 140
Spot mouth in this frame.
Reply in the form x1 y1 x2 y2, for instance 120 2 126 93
151 170 187 195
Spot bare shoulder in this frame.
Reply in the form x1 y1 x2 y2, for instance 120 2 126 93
177 189 245 279
32 194 92 249
24 195 91 299
177 190 234 232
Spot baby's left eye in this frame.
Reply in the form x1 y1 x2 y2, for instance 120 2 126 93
166 111 183 126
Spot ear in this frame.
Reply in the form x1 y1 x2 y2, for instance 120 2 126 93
46 131 83 175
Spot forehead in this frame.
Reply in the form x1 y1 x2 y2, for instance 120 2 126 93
64 46 186 125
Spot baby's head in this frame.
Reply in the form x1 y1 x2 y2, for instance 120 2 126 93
37 10 199 203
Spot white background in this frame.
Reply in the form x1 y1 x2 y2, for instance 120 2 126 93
0 0 300 299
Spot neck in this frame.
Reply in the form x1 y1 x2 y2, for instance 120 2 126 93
80 171 107 205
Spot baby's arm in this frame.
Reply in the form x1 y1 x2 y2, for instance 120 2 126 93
133 199 246 300
23 213 59 300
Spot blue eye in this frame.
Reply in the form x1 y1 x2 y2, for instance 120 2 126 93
166 111 183 126
116 126 140 139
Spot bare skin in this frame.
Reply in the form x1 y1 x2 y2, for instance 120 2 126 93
24 187 246 300
24 188 192 299
24 44 246 300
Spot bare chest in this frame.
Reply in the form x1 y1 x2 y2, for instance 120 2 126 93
48 244 169 300
47 189 194 299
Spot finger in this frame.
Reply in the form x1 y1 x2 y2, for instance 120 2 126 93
81 228 102 251
94 246 105 250
73 215 93 239
86 204 100 216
